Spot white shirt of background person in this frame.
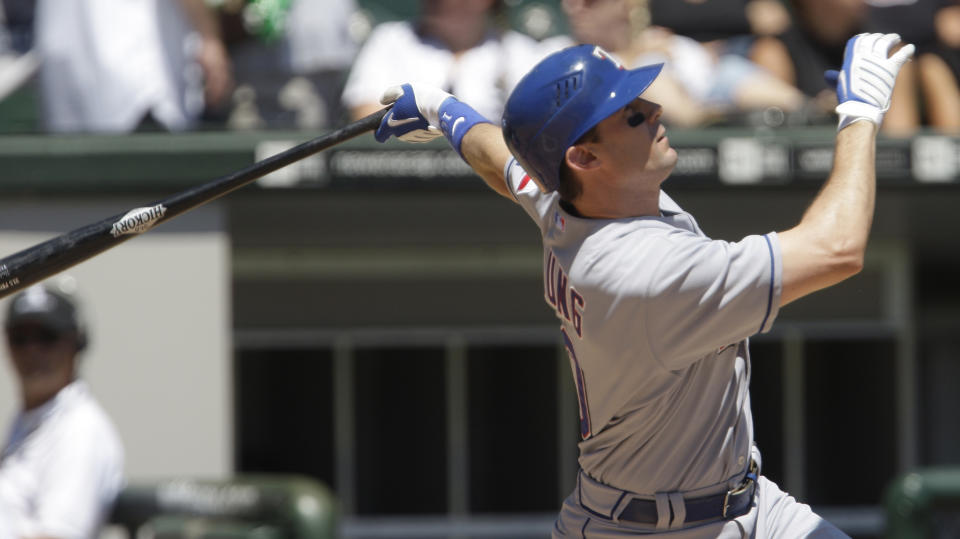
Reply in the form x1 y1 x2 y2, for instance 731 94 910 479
33 0 203 132
341 20 544 122
0 380 124 539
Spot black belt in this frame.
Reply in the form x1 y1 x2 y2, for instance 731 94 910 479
617 471 757 525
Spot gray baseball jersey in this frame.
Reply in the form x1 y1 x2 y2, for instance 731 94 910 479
505 159 782 496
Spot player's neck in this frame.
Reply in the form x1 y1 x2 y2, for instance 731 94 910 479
21 377 72 410
18 362 77 410
571 186 661 219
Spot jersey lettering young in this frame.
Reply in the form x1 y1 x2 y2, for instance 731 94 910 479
506 160 783 496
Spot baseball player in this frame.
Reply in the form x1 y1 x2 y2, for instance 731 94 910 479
373 33 913 537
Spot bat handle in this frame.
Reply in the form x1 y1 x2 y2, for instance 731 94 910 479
354 106 390 135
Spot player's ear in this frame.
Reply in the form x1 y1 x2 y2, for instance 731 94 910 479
565 144 599 173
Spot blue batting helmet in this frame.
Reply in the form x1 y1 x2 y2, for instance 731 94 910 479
502 44 663 192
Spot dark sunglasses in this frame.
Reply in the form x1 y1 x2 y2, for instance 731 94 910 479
7 327 63 347
627 110 647 127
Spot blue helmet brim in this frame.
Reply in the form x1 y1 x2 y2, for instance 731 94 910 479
573 62 664 145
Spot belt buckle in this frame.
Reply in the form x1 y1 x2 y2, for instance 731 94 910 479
723 472 757 520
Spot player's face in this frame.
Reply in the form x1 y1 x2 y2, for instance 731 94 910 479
591 97 678 186
6 323 78 408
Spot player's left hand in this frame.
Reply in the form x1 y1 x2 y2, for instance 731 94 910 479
375 84 454 143
824 33 915 129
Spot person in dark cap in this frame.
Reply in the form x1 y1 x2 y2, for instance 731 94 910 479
0 279 124 539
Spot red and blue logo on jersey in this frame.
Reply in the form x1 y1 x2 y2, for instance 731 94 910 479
518 174 531 191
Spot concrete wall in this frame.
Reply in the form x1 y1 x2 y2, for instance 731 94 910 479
0 200 232 481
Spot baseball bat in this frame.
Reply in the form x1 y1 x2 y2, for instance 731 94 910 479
0 107 390 299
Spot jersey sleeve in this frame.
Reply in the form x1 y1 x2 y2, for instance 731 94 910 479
504 157 557 231
641 231 782 369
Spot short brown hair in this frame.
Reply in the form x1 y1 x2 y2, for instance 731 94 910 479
557 125 600 203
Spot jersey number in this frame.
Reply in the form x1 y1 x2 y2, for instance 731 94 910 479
562 329 592 439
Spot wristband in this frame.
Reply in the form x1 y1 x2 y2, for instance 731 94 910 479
836 101 883 131
438 99 492 159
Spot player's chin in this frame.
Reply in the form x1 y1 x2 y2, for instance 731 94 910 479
650 156 678 185
660 147 680 171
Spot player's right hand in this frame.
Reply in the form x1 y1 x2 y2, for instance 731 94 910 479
824 33 914 130
375 84 455 143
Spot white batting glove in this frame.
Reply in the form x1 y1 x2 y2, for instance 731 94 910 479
374 84 455 143
825 33 915 131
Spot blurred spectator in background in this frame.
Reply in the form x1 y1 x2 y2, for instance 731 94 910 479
649 0 792 51
549 0 810 127
750 0 867 128
864 0 960 135
0 279 124 539
0 0 33 53
341 0 544 122
0 0 37 104
34 0 233 133
220 0 361 130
